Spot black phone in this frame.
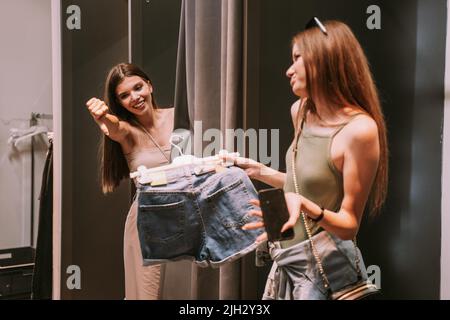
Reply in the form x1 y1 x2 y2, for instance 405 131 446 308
258 188 295 242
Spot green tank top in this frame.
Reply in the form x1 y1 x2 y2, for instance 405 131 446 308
281 115 362 248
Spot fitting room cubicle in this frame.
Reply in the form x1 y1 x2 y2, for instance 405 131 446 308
1 0 447 300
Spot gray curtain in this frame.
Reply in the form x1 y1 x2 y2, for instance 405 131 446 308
163 0 258 300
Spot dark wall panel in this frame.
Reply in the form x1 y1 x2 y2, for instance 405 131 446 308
61 0 129 299
132 0 182 108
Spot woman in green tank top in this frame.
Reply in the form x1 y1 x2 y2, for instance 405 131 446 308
229 19 388 299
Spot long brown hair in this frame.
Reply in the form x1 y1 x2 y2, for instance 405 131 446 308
101 63 158 193
292 20 388 216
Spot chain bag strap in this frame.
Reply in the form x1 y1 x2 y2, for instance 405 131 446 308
290 119 363 298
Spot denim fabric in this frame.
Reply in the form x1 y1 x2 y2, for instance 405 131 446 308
136 165 263 268
263 231 368 300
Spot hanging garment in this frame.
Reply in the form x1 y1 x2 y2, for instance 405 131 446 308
137 165 263 267
31 141 53 300
262 231 368 300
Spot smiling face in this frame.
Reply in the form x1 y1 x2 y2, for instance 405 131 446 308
286 43 308 97
115 76 153 115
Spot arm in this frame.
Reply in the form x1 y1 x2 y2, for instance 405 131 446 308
86 98 131 143
249 162 286 188
229 100 303 188
223 156 285 188
299 117 380 240
243 115 380 242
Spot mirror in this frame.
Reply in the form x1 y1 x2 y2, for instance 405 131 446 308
1 0 445 301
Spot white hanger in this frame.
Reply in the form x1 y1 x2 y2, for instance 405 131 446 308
130 149 239 184
8 125 48 147
8 128 31 145
47 131 54 142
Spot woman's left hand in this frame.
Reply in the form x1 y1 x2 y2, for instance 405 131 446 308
242 199 267 243
243 192 302 243
283 192 303 230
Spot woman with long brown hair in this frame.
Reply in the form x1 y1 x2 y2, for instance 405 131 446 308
231 19 388 299
86 63 174 299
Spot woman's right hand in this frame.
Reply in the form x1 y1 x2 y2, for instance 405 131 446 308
86 98 110 135
220 154 266 180
86 98 109 120
242 199 267 243
220 154 285 188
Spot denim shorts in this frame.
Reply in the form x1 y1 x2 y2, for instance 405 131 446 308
136 165 263 268
263 231 368 300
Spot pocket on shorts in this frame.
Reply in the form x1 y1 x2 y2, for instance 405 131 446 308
138 195 186 243
205 178 254 229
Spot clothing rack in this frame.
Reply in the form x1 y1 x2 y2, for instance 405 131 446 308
31 113 53 125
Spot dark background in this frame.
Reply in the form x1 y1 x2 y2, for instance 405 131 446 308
61 0 130 299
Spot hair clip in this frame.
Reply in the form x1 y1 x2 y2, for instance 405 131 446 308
305 17 328 35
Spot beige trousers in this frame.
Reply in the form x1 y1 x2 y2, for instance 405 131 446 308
123 200 163 300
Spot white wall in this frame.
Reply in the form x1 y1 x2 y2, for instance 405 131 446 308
0 0 52 249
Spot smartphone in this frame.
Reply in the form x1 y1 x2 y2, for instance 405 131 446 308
258 188 295 242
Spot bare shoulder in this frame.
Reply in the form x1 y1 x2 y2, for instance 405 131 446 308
154 107 175 137
163 107 175 127
167 106 175 119
162 106 175 114
153 107 173 123
345 114 379 147
157 106 174 120
290 99 301 120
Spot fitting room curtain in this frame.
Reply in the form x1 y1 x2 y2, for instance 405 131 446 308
164 0 258 300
